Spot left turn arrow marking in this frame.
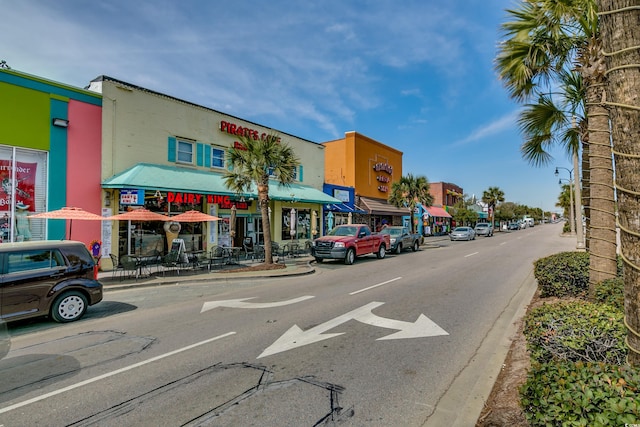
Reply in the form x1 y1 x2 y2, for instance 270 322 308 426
201 296 315 313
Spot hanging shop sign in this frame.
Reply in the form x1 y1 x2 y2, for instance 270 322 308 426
120 189 145 205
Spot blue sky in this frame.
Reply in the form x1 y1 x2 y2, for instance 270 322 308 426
2 0 570 212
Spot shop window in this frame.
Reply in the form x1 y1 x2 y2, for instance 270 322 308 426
176 140 194 164
211 147 225 168
282 208 310 240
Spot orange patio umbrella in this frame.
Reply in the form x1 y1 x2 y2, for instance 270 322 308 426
106 208 170 222
30 206 106 239
170 210 222 222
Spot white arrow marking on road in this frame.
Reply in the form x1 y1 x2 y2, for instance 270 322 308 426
352 308 449 340
258 302 448 358
201 295 314 313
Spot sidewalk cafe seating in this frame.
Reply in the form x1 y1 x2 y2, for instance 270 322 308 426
119 255 139 280
242 237 254 260
208 246 228 271
161 251 184 276
110 253 124 279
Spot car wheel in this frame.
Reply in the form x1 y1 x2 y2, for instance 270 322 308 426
412 240 419 252
377 244 386 259
395 243 402 254
51 291 87 323
315 257 323 263
344 248 356 265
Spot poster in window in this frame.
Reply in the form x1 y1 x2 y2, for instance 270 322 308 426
0 160 37 212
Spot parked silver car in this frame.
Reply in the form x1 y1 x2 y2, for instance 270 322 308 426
450 226 476 241
474 223 493 237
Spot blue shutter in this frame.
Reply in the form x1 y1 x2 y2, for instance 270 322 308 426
196 143 204 166
298 165 304 182
168 137 176 162
204 145 211 167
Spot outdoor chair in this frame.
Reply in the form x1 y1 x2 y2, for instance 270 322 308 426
161 252 183 276
109 253 124 279
252 244 265 262
208 246 228 271
119 255 139 280
242 237 254 260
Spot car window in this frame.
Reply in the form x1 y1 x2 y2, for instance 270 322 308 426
60 245 94 272
7 249 65 273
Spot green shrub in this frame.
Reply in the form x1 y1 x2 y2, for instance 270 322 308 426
563 221 571 233
534 251 590 297
594 277 624 311
523 301 626 365
520 361 640 426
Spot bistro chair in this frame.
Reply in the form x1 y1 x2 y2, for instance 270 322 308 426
119 255 139 280
161 251 183 276
208 245 228 271
109 253 124 280
242 237 254 260
252 244 265 262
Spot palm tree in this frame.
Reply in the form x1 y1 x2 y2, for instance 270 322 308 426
595 0 640 366
482 187 505 228
388 174 434 233
496 0 617 288
223 133 300 265
451 195 479 227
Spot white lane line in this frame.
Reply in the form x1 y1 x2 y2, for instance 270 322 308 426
0 332 236 415
350 277 402 295
464 252 479 258
500 242 507 245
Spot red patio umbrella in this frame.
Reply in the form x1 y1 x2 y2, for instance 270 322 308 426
170 210 222 222
29 206 106 239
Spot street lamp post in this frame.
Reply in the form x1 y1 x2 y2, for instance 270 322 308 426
558 177 575 234
555 166 585 250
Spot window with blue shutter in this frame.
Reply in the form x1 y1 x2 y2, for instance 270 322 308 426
168 137 176 162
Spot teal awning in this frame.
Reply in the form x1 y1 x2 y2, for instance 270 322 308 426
102 163 341 204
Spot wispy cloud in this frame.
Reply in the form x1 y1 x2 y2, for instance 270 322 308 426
450 110 520 147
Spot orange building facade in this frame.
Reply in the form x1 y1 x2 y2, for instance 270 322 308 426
323 132 410 231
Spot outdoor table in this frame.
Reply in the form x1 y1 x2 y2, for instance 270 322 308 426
186 250 205 269
224 247 243 264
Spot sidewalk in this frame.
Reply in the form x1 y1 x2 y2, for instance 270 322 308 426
99 254 316 291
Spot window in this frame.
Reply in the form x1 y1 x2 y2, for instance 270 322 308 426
211 147 225 168
7 249 64 273
176 140 194 164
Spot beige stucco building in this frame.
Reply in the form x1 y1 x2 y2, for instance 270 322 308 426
88 76 338 266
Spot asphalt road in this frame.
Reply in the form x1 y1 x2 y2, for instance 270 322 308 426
1 223 573 426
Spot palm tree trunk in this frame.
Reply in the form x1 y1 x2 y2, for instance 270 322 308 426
596 0 640 366
585 83 617 289
581 137 591 251
258 186 274 264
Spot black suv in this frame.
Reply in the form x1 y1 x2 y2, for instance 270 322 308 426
0 240 103 323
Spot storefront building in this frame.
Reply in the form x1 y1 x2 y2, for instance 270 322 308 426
321 183 365 233
322 132 409 231
0 69 102 244
89 76 339 265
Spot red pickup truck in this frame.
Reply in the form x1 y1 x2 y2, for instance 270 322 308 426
311 224 390 265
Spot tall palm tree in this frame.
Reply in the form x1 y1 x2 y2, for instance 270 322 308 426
388 174 434 233
223 133 300 265
595 0 640 366
482 187 505 227
496 0 617 289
